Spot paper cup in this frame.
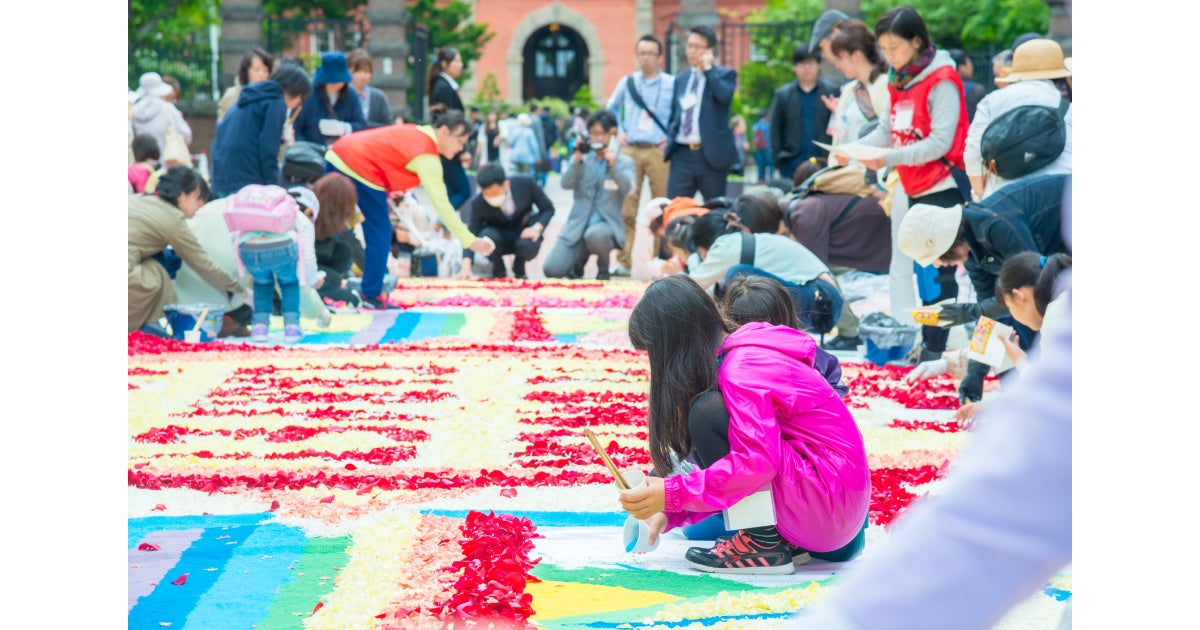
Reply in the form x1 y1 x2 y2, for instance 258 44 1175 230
183 330 202 343
615 470 647 495
623 515 660 553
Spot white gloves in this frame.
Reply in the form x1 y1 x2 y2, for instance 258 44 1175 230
319 119 352 137
906 359 949 382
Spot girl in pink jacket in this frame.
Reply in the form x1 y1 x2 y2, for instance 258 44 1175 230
622 274 870 574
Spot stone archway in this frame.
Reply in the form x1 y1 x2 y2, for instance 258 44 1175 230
506 2 605 105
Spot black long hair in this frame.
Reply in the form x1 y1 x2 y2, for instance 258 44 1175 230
995 251 1072 316
154 165 209 207
628 275 731 476
720 275 800 330
691 211 748 252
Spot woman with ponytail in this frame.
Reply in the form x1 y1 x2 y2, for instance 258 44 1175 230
128 166 247 334
427 47 473 209
993 251 1071 369
322 109 495 308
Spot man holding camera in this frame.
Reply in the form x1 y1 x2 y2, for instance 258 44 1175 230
542 110 636 280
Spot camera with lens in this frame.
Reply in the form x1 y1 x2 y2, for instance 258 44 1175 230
576 140 608 154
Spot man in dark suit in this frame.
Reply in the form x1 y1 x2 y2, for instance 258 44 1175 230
664 25 738 200
464 162 557 279
769 45 837 182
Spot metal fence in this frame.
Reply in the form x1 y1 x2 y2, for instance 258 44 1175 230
265 18 367 57
129 40 217 101
409 22 430 124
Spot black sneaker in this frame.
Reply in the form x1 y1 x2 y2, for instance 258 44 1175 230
596 270 611 281
684 530 795 575
823 335 862 351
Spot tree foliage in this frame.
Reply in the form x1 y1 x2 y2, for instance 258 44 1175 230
408 0 496 84
129 0 217 47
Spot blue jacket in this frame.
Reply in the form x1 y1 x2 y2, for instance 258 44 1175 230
293 86 367 146
209 80 287 197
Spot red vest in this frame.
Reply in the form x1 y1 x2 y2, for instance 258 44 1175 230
887 65 968 197
329 124 438 192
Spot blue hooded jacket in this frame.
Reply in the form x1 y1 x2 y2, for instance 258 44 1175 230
210 81 287 197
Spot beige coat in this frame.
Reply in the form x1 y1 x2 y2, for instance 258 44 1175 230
128 194 242 331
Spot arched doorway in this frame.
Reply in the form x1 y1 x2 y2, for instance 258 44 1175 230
522 24 588 101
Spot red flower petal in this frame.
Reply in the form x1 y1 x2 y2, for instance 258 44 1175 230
269 500 280 512
319 495 335 503
499 488 518 498
152 504 167 511
310 601 324 616
171 573 188 585
137 543 161 551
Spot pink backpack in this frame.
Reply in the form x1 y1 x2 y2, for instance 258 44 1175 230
224 185 298 235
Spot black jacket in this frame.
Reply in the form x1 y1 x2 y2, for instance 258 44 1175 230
769 79 837 164
664 64 738 171
964 173 1070 314
466 175 556 235
430 75 464 113
210 80 287 197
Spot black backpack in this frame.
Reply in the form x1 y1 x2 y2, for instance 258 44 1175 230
282 141 327 185
980 98 1070 180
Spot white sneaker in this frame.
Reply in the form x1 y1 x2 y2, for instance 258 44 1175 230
611 264 631 277
317 309 332 329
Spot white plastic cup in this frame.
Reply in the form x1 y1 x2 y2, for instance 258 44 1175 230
623 515 661 553
615 470 647 495
183 330 202 343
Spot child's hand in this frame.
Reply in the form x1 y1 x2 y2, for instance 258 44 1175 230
999 331 1027 370
618 475 665 520
644 512 668 544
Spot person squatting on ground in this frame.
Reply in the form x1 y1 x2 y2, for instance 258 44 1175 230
464 163 556 279
619 275 870 574
606 34 675 276
309 172 363 307
785 159 892 351
897 173 1070 403
542 110 636 280
129 166 247 334
322 109 496 309
683 210 844 336
834 5 971 365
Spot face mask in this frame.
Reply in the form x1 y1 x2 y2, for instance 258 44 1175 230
484 195 507 208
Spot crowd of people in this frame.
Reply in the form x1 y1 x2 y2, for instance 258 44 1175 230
126 4 1074 626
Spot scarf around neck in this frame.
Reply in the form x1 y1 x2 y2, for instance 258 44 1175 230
889 44 938 89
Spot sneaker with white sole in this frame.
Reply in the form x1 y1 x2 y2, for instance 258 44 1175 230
250 323 269 342
684 530 795 575
284 324 303 344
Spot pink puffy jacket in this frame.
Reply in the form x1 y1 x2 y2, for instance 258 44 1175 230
662 322 871 552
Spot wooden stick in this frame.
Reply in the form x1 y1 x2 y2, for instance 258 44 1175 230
585 429 630 489
192 308 210 333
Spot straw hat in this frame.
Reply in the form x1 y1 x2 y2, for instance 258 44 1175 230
996 39 1071 83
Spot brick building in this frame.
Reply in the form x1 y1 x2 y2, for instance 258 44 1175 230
458 0 762 105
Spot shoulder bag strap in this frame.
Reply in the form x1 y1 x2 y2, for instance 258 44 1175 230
624 76 669 136
739 232 756 266
829 196 863 232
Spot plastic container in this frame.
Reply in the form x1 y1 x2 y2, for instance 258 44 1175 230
859 312 921 367
623 515 660 553
163 303 225 342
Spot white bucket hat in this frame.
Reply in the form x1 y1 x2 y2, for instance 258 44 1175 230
136 72 175 99
897 203 964 267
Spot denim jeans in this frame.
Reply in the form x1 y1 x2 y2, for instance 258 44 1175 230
724 264 844 335
239 240 300 327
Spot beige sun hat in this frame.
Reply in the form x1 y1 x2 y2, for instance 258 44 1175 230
996 39 1071 83
897 203 964 267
